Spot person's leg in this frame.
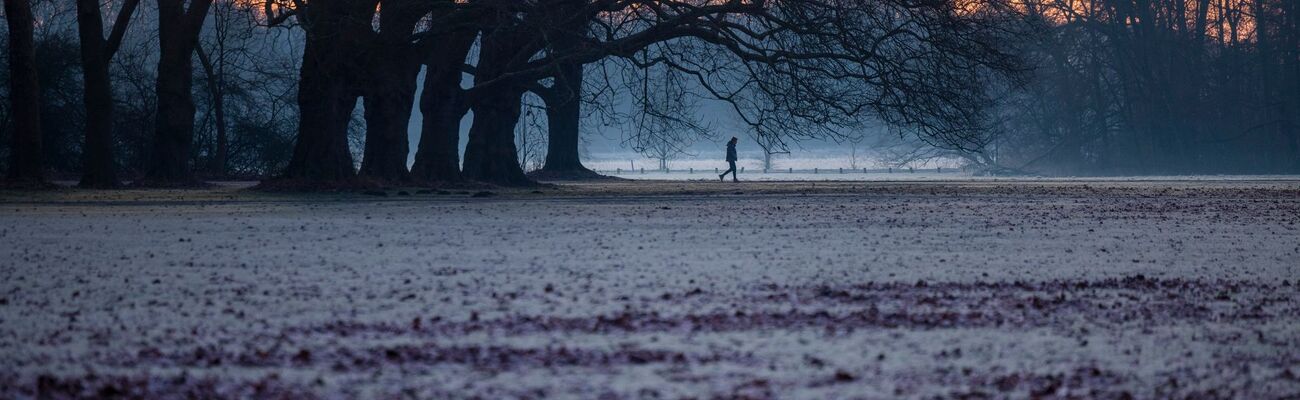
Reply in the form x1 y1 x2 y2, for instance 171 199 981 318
727 161 738 182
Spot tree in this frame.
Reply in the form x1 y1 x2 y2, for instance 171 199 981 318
530 1 597 178
749 127 789 173
276 0 378 184
193 0 303 178
462 0 1021 185
627 55 707 172
259 0 1025 187
409 25 476 183
194 1 233 177
4 0 45 185
142 0 214 186
987 0 1299 175
75 0 141 188
530 60 594 178
357 0 433 183
29 33 84 176
460 10 537 186
456 1 762 185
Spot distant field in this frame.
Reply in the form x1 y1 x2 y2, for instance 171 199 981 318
602 170 967 181
2 180 1298 398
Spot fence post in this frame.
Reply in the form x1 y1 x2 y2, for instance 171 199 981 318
909 167 914 173
839 168 843 174
741 167 745 173
641 167 644 174
937 167 941 173
789 167 793 173
814 168 818 174
888 167 892 173
689 168 693 174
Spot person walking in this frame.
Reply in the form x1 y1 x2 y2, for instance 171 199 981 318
719 137 739 182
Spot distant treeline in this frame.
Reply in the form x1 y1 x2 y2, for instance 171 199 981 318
1 1 304 182
992 0 1300 175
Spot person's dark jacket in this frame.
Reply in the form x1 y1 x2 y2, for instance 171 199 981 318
726 142 737 162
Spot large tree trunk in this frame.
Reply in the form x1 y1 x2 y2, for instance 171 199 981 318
74 0 140 188
411 29 476 183
533 8 596 178
358 58 419 182
143 0 213 186
77 48 117 188
463 88 531 185
461 24 533 186
283 35 357 181
358 2 426 183
4 0 45 185
280 1 376 183
538 62 592 175
531 3 608 179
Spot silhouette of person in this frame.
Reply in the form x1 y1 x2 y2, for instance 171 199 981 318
719 137 739 182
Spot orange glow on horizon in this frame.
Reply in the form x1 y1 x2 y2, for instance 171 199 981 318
998 0 1257 44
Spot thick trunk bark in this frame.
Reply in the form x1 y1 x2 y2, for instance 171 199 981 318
358 58 419 182
539 62 591 174
463 88 531 185
78 54 116 188
280 2 375 183
358 4 425 183
4 0 44 184
411 30 476 183
147 49 196 184
410 74 465 182
143 0 212 186
532 6 598 178
74 0 135 188
461 21 534 186
283 35 357 181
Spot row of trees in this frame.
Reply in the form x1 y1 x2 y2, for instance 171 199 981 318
11 1 1289 185
2 0 304 186
990 0 1300 174
2 0 1024 187
274 0 1027 186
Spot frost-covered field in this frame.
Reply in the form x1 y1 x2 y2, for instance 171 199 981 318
602 171 967 181
2 180 1299 399
600 171 1300 182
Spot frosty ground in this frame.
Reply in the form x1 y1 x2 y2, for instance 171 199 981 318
1 179 1298 399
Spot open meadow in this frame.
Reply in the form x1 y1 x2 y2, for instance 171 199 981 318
2 179 1299 399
